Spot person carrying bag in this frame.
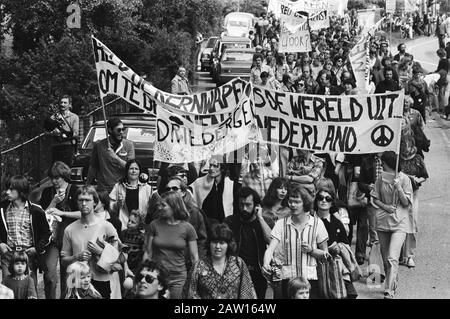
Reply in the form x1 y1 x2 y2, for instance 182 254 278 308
316 255 347 299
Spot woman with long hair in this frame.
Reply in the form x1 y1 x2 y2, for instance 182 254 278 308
144 191 199 299
109 159 152 230
183 223 256 299
262 177 290 224
371 151 413 299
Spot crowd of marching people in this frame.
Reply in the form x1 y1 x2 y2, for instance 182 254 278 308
0 9 439 300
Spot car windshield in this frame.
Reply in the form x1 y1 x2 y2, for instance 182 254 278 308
83 126 155 149
221 51 253 62
206 38 217 48
228 20 249 27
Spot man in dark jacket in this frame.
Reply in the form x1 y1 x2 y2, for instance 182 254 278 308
0 175 51 290
225 187 272 299
375 66 401 93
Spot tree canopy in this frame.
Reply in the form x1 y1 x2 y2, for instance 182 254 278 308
0 0 224 140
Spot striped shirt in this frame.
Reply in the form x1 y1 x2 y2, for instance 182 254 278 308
271 215 328 280
6 202 34 249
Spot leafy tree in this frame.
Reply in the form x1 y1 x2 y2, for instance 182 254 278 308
0 0 224 139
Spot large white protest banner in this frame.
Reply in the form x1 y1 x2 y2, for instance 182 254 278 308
92 36 245 115
92 36 404 159
154 84 261 163
252 86 404 154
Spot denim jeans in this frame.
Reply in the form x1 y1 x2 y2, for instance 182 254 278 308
377 231 406 296
41 242 67 299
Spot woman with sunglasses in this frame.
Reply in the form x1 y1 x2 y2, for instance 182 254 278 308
183 223 256 299
109 159 152 231
144 191 198 299
371 151 413 299
313 186 358 299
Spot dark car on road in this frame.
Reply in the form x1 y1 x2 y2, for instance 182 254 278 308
210 36 252 83
200 36 219 71
215 47 254 85
70 113 159 187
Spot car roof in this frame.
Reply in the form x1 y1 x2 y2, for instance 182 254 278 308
223 48 255 53
225 12 255 19
220 36 251 43
92 114 155 127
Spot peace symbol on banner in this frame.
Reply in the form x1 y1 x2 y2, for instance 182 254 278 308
371 125 394 147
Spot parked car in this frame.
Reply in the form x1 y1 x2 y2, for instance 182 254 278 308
210 36 252 83
200 36 219 72
70 113 159 187
216 47 254 85
223 12 255 37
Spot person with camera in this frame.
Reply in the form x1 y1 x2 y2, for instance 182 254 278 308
45 95 79 166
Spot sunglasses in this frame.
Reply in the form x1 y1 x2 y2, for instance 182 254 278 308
136 273 157 284
318 195 332 202
115 128 125 132
165 186 180 192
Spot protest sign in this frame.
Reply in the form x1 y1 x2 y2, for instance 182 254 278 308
252 86 404 154
404 0 418 12
386 0 396 13
279 23 311 53
154 84 261 163
308 10 329 31
92 36 246 116
349 18 385 93
279 1 309 34
357 10 376 33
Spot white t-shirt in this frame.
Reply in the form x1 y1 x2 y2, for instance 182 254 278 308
61 219 118 282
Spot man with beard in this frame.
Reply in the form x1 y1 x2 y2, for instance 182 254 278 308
225 187 272 299
375 66 401 93
61 185 119 299
87 118 135 193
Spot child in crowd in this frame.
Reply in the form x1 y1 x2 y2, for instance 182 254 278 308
65 261 103 299
2 251 37 299
287 276 311 299
121 210 145 275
